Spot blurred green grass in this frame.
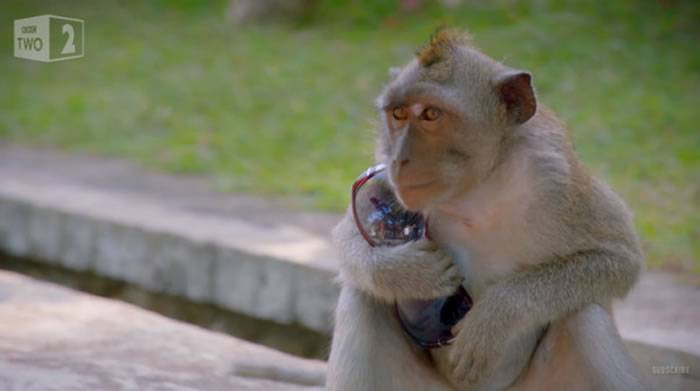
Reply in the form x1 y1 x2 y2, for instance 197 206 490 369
0 0 698 272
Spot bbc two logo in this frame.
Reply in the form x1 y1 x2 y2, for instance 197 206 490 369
14 15 84 62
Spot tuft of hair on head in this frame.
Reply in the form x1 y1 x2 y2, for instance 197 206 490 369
416 27 472 67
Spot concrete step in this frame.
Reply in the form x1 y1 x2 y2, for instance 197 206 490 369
0 144 339 334
0 269 325 390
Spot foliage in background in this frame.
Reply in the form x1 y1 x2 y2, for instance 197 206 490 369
0 0 698 272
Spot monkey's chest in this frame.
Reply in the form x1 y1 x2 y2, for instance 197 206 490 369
431 217 535 293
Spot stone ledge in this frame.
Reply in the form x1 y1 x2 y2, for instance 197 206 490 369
0 161 339 334
1 267 697 391
0 270 325 390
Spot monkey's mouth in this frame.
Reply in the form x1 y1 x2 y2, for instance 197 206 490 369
393 177 440 212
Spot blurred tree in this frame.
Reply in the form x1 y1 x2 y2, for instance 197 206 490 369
227 0 316 24
400 0 463 12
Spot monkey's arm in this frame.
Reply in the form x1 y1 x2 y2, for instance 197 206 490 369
332 210 463 302
448 246 641 383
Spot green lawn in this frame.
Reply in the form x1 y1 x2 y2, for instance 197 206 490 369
1 1 698 272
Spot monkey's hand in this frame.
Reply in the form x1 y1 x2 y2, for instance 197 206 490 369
447 287 516 385
332 211 463 302
447 247 641 385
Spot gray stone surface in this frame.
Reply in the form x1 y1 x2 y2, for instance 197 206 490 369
0 270 325 390
0 144 698 361
615 271 700 357
0 145 338 333
626 341 700 391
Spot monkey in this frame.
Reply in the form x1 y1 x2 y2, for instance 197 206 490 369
327 29 647 390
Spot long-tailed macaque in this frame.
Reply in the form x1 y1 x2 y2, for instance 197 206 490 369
327 29 646 390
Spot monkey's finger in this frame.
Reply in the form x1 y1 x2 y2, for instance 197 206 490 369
413 238 438 251
441 265 464 287
444 264 463 282
449 345 468 372
448 349 459 371
391 242 431 259
452 354 471 383
440 258 456 271
466 358 485 384
451 319 465 335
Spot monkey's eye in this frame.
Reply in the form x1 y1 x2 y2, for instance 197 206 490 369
392 106 409 121
421 107 441 121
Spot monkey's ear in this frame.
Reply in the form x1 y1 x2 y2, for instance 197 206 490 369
496 70 537 124
388 67 402 81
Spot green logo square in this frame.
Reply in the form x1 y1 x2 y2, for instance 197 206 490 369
49 16 84 61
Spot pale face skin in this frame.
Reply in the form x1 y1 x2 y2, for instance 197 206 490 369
383 97 469 212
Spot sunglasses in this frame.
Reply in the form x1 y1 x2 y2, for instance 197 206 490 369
351 163 427 247
351 163 472 348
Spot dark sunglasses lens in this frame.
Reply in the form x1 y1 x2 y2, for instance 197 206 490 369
353 169 426 246
397 286 472 348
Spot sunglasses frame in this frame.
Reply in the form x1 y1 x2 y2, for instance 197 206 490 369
351 163 430 247
351 163 387 247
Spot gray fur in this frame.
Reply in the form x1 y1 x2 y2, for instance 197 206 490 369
327 286 454 391
328 31 645 390
332 210 463 303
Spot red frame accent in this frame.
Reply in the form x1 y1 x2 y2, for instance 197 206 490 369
351 167 381 247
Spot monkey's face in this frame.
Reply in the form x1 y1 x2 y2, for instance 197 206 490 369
378 93 489 212
382 99 447 211
375 32 537 213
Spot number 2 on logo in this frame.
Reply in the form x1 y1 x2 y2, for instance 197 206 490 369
61 24 75 54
